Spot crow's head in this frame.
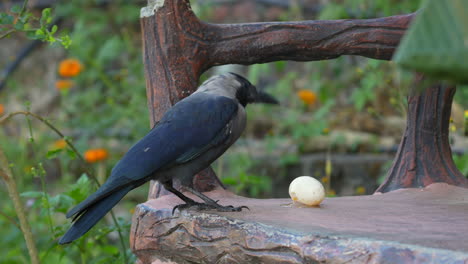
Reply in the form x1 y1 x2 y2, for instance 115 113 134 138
197 72 278 107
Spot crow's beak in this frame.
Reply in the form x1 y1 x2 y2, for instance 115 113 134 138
255 90 279 105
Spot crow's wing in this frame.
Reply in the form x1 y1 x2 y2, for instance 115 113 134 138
66 93 238 218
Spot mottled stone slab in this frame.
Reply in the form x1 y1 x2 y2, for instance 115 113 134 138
131 183 468 263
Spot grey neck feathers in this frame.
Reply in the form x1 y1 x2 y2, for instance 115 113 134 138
194 74 242 100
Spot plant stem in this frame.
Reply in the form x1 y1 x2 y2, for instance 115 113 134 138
0 111 96 182
324 146 332 194
1 111 128 262
0 210 21 230
20 0 30 16
0 148 40 264
37 164 54 234
0 29 17 40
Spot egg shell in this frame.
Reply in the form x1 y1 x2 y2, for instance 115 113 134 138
289 176 325 206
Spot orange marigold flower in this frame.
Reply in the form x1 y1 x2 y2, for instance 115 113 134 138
58 59 83 77
52 139 67 150
96 149 108 160
84 148 109 163
297 90 317 106
0 104 4 116
55 80 74 91
84 150 97 163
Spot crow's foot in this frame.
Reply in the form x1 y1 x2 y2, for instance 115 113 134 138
172 201 249 215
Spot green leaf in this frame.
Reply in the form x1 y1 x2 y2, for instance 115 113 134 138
13 20 24 30
66 148 76 159
18 13 31 24
0 13 14 25
51 25 58 34
394 0 468 83
26 30 39 39
46 148 63 159
40 8 52 26
41 196 51 209
76 174 90 187
314 99 335 119
101 245 119 255
49 194 74 213
65 174 93 201
318 3 349 20
279 153 299 166
35 28 45 37
221 177 237 186
274 61 287 72
22 22 31 30
247 64 270 84
97 36 123 64
21 191 44 198
10 5 22 14
60 34 72 49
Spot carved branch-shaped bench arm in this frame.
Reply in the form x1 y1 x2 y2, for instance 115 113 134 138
205 14 413 65
140 0 416 198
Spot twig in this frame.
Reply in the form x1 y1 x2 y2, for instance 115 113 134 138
0 210 21 230
0 111 96 181
0 110 128 262
0 148 40 264
19 0 29 16
0 39 41 92
0 29 17 40
37 164 54 234
0 17 63 93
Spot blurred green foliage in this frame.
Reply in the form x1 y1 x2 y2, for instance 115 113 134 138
394 0 468 83
0 2 71 47
454 154 468 177
0 0 466 263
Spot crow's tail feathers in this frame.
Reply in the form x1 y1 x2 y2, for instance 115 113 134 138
58 186 132 244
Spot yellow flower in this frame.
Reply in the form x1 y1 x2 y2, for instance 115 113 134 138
355 186 366 195
464 110 468 119
356 67 364 73
325 158 332 177
24 166 33 174
450 124 457 132
297 90 317 106
58 59 83 77
0 104 4 116
84 148 109 163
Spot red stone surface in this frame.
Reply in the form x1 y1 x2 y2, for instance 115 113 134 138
131 183 468 263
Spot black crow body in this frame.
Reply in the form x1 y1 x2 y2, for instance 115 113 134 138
59 72 278 244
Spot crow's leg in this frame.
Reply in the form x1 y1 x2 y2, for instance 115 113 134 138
163 181 248 214
162 181 196 204
182 186 249 212
162 181 219 214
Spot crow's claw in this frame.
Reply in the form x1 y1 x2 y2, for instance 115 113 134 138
172 202 249 214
